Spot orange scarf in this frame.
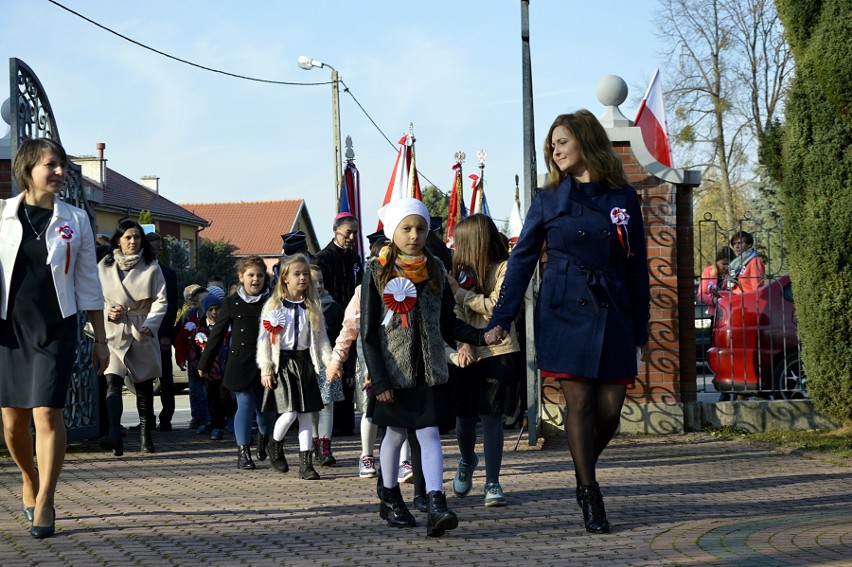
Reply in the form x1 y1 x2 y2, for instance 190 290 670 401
378 246 429 284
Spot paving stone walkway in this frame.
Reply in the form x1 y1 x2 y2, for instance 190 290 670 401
2 428 850 566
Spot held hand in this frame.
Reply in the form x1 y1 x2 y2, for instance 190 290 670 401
261 374 276 390
199 370 208 378
140 327 154 337
376 389 394 403
457 343 477 368
92 343 110 375
484 325 507 346
107 305 123 322
327 363 343 381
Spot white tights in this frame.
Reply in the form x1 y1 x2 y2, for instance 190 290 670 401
381 425 442 493
273 411 315 451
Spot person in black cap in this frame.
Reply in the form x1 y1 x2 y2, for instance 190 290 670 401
272 231 309 289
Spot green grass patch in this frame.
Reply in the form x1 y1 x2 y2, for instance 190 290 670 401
706 425 852 459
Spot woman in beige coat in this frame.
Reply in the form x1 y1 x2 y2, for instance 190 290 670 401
98 219 167 455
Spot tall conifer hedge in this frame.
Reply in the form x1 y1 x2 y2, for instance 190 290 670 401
776 0 852 422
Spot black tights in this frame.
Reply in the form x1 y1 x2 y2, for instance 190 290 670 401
560 380 627 487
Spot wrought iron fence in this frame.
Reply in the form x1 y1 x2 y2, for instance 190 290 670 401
693 212 805 400
10 58 99 440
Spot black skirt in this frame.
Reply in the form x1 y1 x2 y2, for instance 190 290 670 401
261 349 324 413
372 367 451 430
451 352 522 418
0 205 76 408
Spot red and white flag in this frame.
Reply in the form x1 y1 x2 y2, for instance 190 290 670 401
469 173 491 217
509 185 523 245
634 69 673 167
445 161 465 248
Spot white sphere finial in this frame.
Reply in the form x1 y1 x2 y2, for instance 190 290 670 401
1 98 11 126
596 75 631 128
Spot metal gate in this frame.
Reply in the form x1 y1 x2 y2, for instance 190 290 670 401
694 211 805 400
9 58 99 441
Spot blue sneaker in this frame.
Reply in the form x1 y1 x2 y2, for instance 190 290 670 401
210 428 224 440
452 453 478 497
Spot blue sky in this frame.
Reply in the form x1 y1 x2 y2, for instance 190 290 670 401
2 1 665 236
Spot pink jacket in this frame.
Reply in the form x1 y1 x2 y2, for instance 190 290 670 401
329 285 361 372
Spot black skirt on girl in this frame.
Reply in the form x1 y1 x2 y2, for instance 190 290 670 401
262 349 323 413
0 205 77 408
451 352 522 418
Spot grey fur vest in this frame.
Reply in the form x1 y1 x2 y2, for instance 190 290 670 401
368 259 448 389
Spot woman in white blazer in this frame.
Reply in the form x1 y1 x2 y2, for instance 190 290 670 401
0 138 109 539
98 219 167 456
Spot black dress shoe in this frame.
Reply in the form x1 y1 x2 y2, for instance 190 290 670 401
23 504 34 522
30 507 55 539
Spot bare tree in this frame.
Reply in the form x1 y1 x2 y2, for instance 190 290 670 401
658 0 793 228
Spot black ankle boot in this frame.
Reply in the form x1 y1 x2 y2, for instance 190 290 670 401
426 491 457 537
238 445 256 470
578 483 610 534
270 440 288 473
379 485 416 527
298 450 320 480
257 434 269 461
412 493 428 513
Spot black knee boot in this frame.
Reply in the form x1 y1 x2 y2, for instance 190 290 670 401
100 389 124 456
426 491 457 537
298 450 320 480
136 381 155 453
380 485 416 527
578 483 610 534
238 445 256 470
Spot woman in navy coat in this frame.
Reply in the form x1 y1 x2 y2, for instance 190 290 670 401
485 110 650 534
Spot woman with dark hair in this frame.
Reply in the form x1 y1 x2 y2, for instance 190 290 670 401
485 110 650 534
98 219 168 455
1 138 109 538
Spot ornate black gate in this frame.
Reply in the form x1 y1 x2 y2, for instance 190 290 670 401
9 58 99 441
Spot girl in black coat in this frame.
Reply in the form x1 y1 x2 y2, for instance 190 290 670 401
486 110 651 534
198 256 274 470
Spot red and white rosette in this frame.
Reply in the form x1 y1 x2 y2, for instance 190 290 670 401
262 309 286 345
382 277 417 328
610 207 633 257
56 223 76 274
194 331 208 349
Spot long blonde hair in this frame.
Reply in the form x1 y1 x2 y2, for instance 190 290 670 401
451 214 508 294
543 109 627 190
271 254 323 331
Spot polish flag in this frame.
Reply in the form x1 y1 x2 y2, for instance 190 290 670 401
634 69 673 167
469 173 491 217
378 132 422 230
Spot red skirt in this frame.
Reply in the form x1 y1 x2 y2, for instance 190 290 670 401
541 370 635 386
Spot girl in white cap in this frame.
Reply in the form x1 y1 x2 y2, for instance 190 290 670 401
361 197 484 537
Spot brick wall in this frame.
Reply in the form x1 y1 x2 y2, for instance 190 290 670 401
0 159 11 199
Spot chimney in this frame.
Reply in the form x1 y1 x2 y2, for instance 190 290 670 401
73 143 107 188
140 176 160 194
96 142 106 187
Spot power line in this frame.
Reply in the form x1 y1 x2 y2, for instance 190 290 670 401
46 0 329 86
47 0 447 194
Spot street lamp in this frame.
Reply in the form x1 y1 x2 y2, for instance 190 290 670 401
298 55 342 209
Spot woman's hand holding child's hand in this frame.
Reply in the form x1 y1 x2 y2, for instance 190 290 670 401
457 343 477 368
261 374 276 389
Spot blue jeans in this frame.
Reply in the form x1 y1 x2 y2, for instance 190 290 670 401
232 382 275 446
188 376 209 425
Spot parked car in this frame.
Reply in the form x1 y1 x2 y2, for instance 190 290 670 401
707 273 805 399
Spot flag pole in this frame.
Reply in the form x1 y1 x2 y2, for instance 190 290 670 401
520 0 539 446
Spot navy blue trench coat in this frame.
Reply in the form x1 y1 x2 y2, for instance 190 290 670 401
488 177 650 381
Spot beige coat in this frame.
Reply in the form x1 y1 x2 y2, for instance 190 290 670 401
453 260 520 359
99 257 167 382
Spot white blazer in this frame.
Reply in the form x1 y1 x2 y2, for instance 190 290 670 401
0 192 104 319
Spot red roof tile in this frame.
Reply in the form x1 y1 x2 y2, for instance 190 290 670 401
180 200 315 256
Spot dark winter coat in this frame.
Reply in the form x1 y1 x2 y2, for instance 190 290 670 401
313 240 363 308
198 293 268 391
488 178 650 380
